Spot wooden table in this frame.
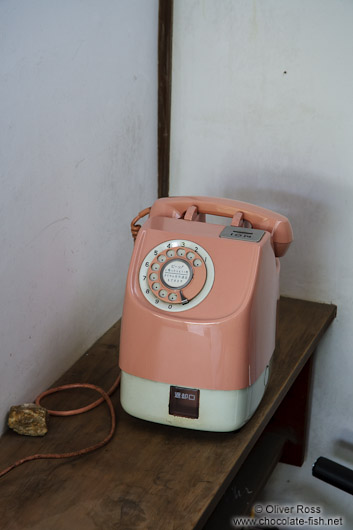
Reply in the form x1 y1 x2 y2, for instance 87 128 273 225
0 297 336 530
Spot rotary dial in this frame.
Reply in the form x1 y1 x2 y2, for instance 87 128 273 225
139 240 214 312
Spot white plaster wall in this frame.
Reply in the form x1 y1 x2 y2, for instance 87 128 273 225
171 0 353 524
0 1 158 432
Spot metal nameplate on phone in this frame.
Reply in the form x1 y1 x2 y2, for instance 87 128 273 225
219 226 265 242
169 386 200 419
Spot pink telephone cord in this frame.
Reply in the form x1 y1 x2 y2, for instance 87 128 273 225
0 207 149 479
0 374 120 479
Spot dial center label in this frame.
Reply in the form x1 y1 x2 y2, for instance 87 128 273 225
161 259 192 288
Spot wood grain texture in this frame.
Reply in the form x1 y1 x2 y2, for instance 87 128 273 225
270 356 314 467
0 298 336 530
158 0 173 198
203 431 288 529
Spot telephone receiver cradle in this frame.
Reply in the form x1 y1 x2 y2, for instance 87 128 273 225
120 196 293 432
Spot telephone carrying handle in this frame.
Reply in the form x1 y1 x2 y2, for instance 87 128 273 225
149 196 293 257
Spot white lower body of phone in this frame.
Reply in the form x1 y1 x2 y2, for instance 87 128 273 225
120 363 270 432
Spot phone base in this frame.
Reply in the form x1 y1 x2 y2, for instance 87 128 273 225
120 364 270 432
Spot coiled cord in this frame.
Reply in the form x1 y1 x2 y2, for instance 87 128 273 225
0 205 150 479
0 375 120 479
131 207 151 241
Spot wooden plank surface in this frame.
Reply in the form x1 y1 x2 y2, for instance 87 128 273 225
0 297 336 530
203 431 288 529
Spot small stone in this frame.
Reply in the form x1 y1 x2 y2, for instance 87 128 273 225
8 403 49 436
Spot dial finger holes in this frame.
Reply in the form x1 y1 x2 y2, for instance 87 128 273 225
140 239 214 312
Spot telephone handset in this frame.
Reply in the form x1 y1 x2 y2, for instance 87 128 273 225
148 196 292 257
120 196 293 432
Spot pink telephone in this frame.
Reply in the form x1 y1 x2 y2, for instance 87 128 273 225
119 196 293 431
